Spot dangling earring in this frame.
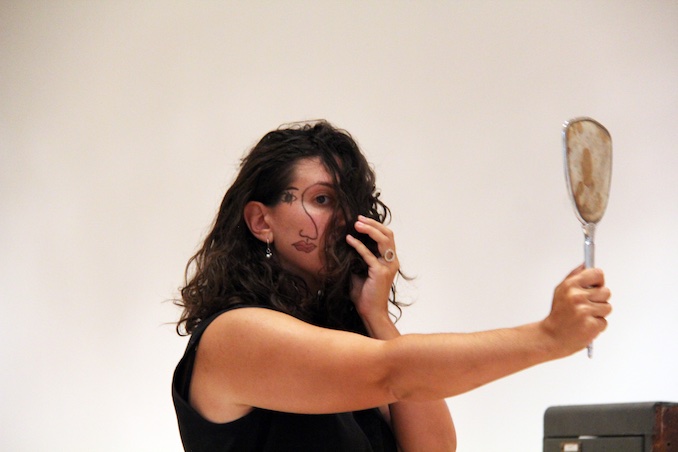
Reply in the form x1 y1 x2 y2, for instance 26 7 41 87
265 238 273 259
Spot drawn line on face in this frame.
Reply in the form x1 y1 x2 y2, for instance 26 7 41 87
281 189 297 205
299 185 319 240
283 179 336 255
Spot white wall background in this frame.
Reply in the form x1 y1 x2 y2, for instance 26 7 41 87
1 1 676 450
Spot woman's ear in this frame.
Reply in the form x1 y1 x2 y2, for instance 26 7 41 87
243 201 272 242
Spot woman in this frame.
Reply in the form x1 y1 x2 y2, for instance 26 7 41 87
172 120 612 451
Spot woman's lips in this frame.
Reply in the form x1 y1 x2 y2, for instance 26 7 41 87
293 241 316 253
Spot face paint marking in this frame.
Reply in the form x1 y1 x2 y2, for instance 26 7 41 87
292 241 317 253
281 189 298 205
298 185 320 241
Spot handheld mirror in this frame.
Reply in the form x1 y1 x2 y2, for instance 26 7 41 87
563 117 612 358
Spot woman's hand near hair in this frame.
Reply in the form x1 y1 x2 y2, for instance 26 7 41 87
346 216 398 326
347 217 457 451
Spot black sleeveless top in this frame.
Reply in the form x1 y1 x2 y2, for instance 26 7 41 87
172 307 398 451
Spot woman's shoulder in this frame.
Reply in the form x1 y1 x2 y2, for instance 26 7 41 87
202 306 306 342
193 304 281 337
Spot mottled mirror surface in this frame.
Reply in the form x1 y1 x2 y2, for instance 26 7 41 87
564 118 612 224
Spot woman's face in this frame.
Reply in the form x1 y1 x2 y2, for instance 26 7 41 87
266 157 339 289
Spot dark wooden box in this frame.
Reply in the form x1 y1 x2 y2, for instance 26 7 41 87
544 402 678 452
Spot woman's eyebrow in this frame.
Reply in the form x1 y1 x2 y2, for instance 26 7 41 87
312 182 335 189
290 182 335 191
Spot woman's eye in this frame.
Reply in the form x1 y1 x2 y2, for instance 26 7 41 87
281 191 297 204
315 195 333 205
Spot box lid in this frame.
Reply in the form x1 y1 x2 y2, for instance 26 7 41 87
544 402 677 438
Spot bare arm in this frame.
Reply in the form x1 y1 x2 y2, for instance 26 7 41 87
190 269 609 424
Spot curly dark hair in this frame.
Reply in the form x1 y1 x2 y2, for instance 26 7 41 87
175 120 402 336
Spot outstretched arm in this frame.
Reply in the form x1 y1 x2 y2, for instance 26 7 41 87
190 266 610 425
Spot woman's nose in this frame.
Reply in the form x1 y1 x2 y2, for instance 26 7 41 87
299 210 319 239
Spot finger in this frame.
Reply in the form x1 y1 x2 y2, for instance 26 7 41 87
585 291 612 321
593 301 612 319
587 286 611 303
591 316 608 335
355 221 395 260
591 305 612 332
578 268 605 288
355 216 392 242
354 220 395 258
356 215 394 241
346 234 380 266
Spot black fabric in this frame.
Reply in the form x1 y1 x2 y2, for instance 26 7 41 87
172 307 398 451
